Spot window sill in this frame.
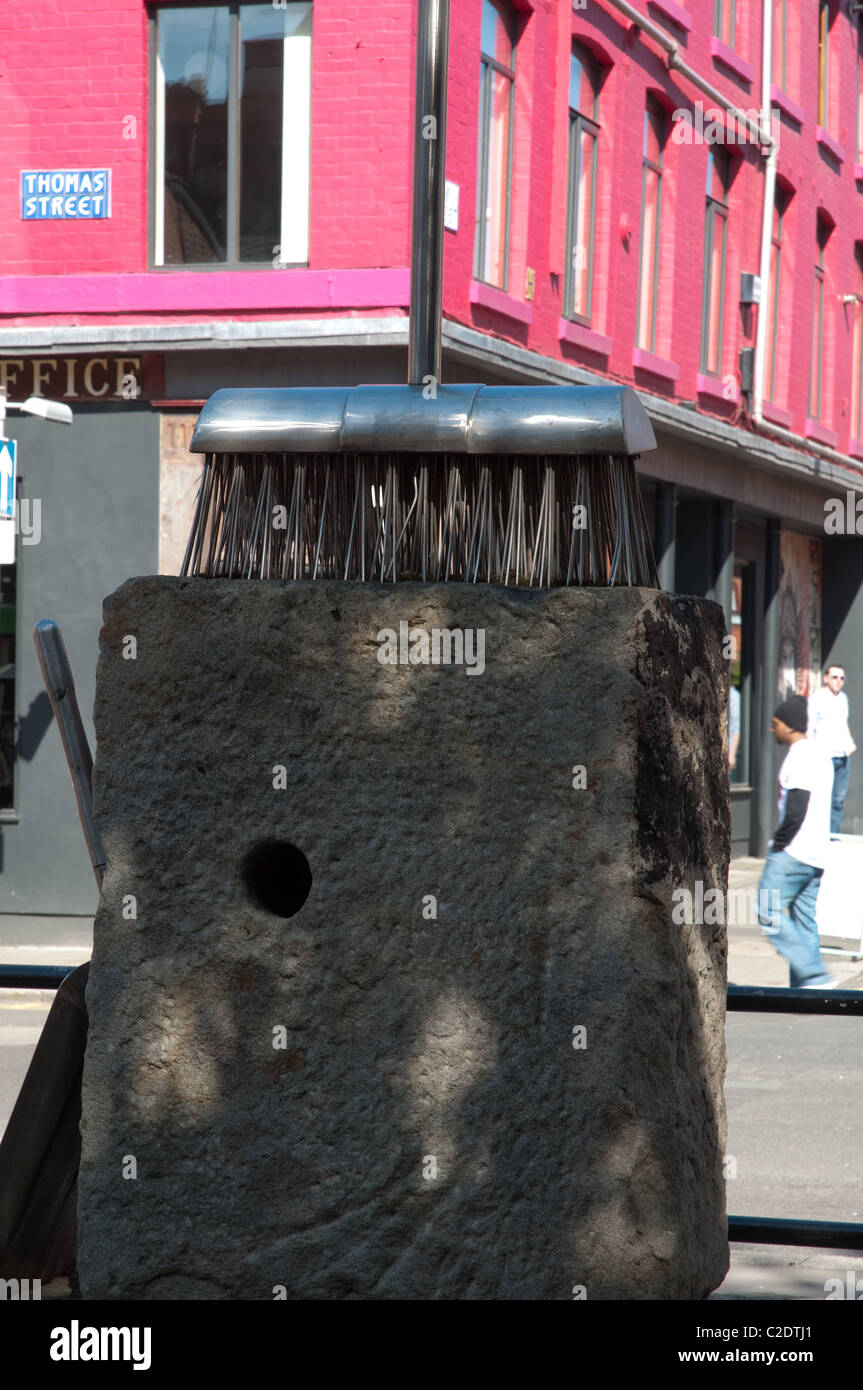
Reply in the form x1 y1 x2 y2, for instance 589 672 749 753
816 127 845 164
647 0 693 32
632 346 679 382
761 400 793 428
855 163 863 182
0 268 411 315
469 280 534 326
710 38 754 85
847 437 863 462
0 810 19 824
697 372 737 404
805 418 838 448
558 318 612 357
770 85 804 126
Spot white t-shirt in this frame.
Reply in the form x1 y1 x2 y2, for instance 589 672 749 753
776 737 834 868
808 687 853 757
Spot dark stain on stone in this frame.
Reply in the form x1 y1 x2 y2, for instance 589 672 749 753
633 594 730 889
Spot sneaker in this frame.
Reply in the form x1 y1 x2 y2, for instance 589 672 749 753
801 978 839 989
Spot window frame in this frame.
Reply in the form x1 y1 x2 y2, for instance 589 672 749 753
563 44 600 326
774 0 787 92
713 0 735 49
700 149 730 376
637 97 665 355
818 1 830 130
857 12 863 161
148 1 312 271
474 0 516 292
809 220 829 421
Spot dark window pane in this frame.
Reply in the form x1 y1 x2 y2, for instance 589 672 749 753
239 4 294 264
160 7 229 264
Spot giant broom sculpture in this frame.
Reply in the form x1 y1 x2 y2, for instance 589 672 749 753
181 0 658 588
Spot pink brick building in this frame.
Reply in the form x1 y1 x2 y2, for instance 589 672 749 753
1 0 863 910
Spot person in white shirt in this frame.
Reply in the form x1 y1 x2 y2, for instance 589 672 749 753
807 664 856 835
757 695 836 989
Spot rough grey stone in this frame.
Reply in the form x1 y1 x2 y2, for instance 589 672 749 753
78 579 729 1300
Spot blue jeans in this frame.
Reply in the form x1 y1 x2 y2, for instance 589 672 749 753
831 756 850 834
757 850 831 988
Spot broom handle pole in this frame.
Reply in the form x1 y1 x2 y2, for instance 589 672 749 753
408 0 450 387
33 619 106 889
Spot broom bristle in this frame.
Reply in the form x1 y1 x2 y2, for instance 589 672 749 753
180 452 658 587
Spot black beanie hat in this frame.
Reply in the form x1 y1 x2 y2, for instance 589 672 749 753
773 694 808 733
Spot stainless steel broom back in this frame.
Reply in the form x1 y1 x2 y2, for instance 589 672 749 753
182 0 658 587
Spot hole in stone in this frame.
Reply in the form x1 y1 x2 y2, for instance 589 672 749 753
242 841 312 918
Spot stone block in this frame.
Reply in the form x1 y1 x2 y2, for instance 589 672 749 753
78 579 729 1300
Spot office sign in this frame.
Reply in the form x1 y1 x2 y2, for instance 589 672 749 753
21 170 111 220
0 356 162 402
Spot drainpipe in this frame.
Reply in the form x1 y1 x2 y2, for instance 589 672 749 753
603 0 774 149
752 0 778 438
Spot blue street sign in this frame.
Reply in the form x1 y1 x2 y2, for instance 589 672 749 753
20 170 111 220
0 439 16 521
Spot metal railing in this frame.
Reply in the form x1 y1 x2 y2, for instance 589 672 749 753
0 966 75 990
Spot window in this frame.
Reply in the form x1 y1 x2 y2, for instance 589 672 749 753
714 0 736 48
564 45 600 324
857 13 863 160
152 2 312 267
700 150 730 375
852 246 863 442
818 1 830 129
773 0 787 91
765 190 787 404
637 98 665 354
474 0 517 290
809 218 831 421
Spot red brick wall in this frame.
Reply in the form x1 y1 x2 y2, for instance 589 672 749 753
2 0 863 453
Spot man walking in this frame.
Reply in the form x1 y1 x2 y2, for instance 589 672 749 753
758 695 836 989
808 663 856 835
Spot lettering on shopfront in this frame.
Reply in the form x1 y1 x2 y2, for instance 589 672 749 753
0 358 149 401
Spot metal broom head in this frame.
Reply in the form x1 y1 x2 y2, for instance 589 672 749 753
181 0 660 590
181 384 659 587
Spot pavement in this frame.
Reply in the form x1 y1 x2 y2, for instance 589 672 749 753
1 869 862 1303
